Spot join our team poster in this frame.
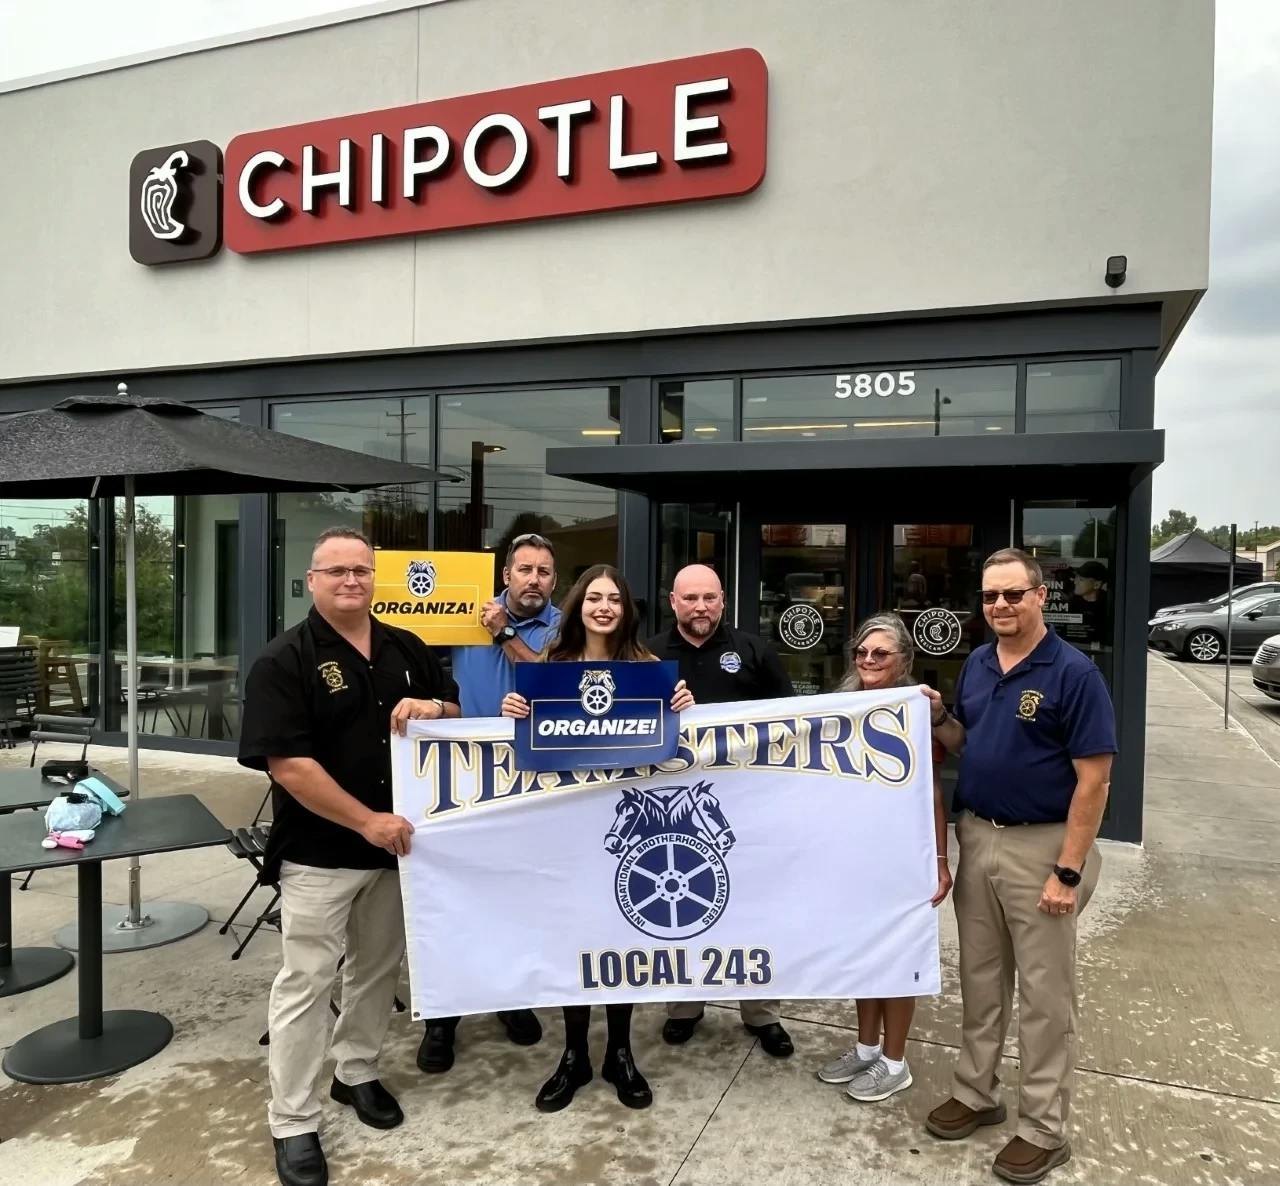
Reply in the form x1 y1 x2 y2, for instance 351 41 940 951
370 549 493 646
392 689 941 1018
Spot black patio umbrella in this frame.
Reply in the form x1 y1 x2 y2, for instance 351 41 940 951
0 386 453 949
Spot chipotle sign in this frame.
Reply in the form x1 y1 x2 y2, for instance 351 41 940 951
220 49 767 256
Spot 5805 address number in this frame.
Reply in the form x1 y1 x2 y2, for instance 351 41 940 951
833 371 917 399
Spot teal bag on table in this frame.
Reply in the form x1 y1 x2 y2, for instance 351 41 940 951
76 776 127 816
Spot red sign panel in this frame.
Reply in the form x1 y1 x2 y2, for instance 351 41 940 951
224 49 767 255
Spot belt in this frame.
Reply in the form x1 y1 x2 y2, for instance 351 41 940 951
967 810 1063 829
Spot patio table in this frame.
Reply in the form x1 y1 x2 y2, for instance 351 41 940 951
0 767 130 997
0 794 228 1083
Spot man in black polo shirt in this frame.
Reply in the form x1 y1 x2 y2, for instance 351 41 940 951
240 527 460 1186
647 563 795 1058
924 548 1115 1185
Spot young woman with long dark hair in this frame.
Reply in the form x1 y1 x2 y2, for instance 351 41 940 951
502 563 694 1113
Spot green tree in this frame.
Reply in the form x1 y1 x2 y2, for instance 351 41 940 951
1151 509 1197 550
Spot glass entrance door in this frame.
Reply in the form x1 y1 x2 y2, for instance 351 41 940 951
757 522 850 695
890 522 984 702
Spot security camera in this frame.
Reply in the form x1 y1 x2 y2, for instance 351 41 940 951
1105 255 1127 288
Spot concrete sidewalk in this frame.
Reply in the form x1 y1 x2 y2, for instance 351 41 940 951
1 655 1278 1185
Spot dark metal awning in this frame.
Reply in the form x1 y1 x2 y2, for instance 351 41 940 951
547 429 1164 499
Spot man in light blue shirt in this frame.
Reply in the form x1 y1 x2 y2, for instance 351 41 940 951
450 532 562 717
417 532 561 1075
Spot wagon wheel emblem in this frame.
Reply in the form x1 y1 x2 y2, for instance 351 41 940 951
616 834 729 939
582 684 613 716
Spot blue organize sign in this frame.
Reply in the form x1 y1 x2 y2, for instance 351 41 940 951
514 660 680 772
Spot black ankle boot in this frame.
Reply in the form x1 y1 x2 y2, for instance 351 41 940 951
602 1046 652 1109
535 1047 593 1113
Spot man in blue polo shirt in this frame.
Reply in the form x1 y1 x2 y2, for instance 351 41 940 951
416 532 561 1075
923 547 1114 1185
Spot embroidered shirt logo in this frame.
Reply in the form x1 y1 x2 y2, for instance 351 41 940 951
318 661 349 694
1017 690 1045 721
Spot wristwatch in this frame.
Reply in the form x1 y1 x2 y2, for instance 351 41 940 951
493 625 518 646
931 706 951 728
1053 864 1082 888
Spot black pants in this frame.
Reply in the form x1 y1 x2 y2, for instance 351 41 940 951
562 1003 633 1052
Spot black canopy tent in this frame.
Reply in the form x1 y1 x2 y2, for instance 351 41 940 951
1148 531 1263 617
0 387 453 950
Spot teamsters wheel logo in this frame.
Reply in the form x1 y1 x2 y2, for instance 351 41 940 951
912 608 962 656
406 559 437 598
604 782 735 939
578 669 616 716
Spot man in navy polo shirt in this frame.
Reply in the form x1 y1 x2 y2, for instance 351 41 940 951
416 533 561 1074
923 548 1114 1185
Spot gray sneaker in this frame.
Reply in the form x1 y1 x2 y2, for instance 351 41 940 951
845 1057 913 1102
817 1047 880 1084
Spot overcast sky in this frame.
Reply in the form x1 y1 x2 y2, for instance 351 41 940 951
1 1 1274 528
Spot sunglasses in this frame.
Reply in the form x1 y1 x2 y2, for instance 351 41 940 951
980 586 1041 606
853 646 901 663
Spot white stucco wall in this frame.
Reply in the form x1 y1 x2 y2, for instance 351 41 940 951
0 0 1213 383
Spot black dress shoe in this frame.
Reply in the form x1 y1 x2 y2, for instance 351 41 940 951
498 1008 543 1046
745 1021 794 1058
602 1046 653 1109
273 1133 328 1186
417 1023 455 1074
661 1010 704 1045
329 1077 404 1129
535 1047 593 1113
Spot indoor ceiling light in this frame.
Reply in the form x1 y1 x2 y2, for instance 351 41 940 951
581 428 622 436
693 426 719 433
744 423 848 432
746 396 768 403
985 425 1004 431
850 419 936 429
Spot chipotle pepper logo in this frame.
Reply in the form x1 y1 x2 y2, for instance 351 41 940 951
129 141 223 265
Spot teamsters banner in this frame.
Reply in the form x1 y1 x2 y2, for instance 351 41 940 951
392 689 941 1018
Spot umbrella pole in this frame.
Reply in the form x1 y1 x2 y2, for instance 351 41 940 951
122 477 147 927
55 472 211 953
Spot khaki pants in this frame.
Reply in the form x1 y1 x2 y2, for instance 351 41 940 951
267 862 406 1139
667 999 780 1027
951 812 1100 1150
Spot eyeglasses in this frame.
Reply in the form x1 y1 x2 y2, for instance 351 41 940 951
853 647 901 663
980 586 1041 606
310 565 375 582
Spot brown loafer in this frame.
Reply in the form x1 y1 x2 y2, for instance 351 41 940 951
925 1096 1007 1140
993 1136 1071 1184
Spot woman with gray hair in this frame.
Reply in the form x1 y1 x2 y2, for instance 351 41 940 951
816 612 953 1103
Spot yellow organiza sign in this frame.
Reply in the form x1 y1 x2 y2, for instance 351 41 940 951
371 550 495 646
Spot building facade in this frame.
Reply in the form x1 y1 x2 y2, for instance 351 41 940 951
0 0 1214 842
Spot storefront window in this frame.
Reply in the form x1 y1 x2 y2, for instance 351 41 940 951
742 365 1016 441
655 504 734 632
436 387 619 594
658 380 735 443
272 397 433 634
0 497 96 722
1022 502 1117 679
1025 360 1121 432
